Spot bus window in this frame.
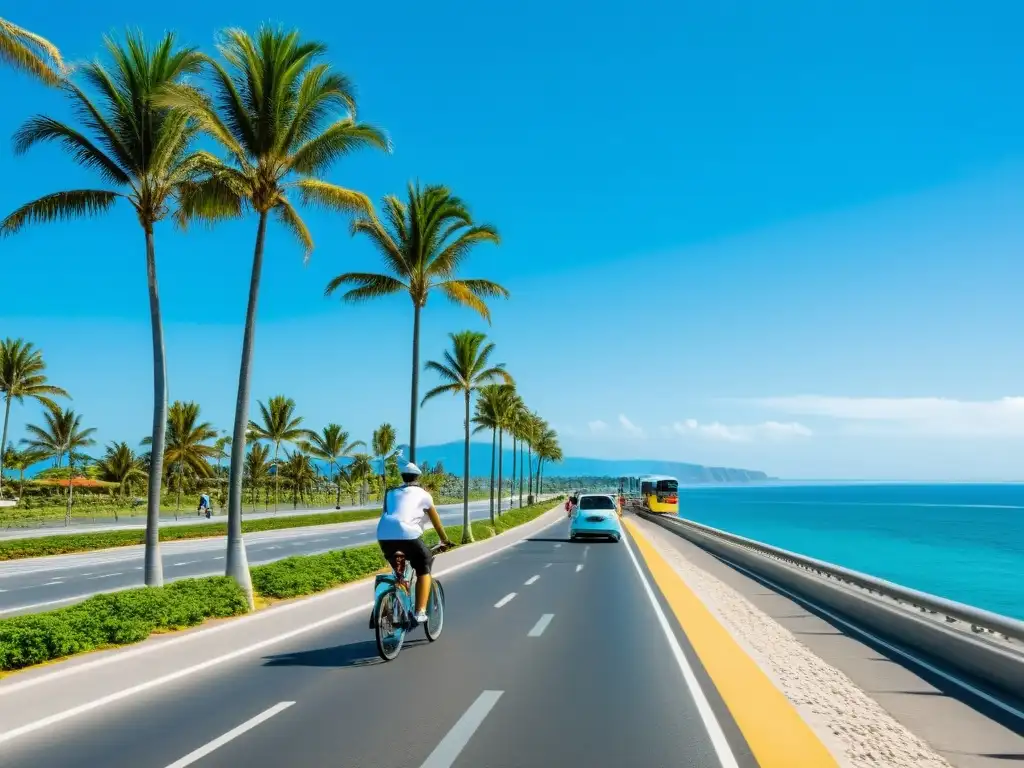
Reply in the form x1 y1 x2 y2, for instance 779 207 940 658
655 480 678 502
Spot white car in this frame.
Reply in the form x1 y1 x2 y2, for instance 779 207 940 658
569 493 622 543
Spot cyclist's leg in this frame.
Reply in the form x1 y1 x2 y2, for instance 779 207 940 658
406 538 434 615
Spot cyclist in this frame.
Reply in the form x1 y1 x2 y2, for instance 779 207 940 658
376 461 453 624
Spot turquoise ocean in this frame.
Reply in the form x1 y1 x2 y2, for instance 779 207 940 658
677 483 1024 621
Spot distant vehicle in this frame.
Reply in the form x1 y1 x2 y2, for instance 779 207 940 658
569 493 622 542
625 474 679 514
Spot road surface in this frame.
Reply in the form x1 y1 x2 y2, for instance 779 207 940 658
0 517 754 768
0 499 528 617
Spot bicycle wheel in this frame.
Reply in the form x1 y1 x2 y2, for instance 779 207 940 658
374 591 406 661
424 579 445 641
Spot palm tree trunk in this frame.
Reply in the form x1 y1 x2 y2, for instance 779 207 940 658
0 395 11 499
489 427 496 526
510 436 516 509
519 442 524 507
65 457 74 526
273 442 280 515
334 461 341 508
497 429 503 517
143 227 167 587
528 444 534 504
408 303 422 463
462 390 473 544
225 211 268 609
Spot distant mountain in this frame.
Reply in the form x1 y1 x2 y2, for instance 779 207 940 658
404 441 769 483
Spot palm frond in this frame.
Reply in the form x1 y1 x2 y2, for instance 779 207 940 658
324 272 406 302
292 178 372 217
0 18 66 86
288 119 390 174
0 190 119 236
156 80 249 166
429 225 501 277
12 115 131 186
438 280 494 323
421 382 462 406
274 197 314 261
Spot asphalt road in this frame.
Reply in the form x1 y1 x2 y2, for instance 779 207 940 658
0 519 754 768
0 499 516 617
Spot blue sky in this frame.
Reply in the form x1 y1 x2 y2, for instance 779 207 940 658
3 1 1024 480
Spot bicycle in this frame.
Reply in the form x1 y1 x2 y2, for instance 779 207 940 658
371 541 449 661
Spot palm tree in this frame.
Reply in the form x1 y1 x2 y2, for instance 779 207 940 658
509 399 530 508
1 31 211 587
492 385 519 517
212 433 231 506
371 423 398 500
96 442 146 518
535 424 562 494
2 446 45 499
248 396 313 513
158 27 388 604
280 449 316 507
0 338 69 499
0 17 65 85
472 385 502 525
243 442 272 512
325 182 507 464
143 401 218 512
23 405 96 525
347 452 374 505
422 331 512 543
306 424 364 509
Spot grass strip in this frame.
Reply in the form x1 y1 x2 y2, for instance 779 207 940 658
0 508 383 562
0 496 563 671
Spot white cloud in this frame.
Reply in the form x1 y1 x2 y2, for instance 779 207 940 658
749 395 1024 436
670 419 813 443
587 419 608 434
618 414 644 437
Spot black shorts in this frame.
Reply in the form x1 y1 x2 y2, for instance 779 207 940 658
379 538 434 577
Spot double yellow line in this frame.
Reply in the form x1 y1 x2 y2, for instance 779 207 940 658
624 517 839 767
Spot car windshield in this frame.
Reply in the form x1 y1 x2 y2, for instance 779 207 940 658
580 496 616 510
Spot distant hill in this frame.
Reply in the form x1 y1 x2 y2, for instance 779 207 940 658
405 441 769 483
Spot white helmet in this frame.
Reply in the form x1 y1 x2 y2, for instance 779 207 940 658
400 461 422 477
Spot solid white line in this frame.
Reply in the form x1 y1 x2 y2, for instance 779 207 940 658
41 581 63 586
419 691 502 768
494 593 516 608
721 553 1024 722
621 532 739 768
544 563 552 568
524 575 539 585
172 561 197 567
163 701 294 768
575 564 583 573
213 556 224 560
0 509 565 742
528 614 554 637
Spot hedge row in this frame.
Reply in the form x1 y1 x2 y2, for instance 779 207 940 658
0 497 563 671
0 508 383 562
0 577 248 671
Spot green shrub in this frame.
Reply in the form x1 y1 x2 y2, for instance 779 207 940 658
0 577 248 671
251 547 388 599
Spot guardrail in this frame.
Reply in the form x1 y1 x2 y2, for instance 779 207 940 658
638 511 1024 703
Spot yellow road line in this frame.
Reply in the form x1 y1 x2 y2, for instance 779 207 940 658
624 517 839 767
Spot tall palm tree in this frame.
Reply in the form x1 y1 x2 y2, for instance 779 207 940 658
158 27 388 604
492 384 518 517
2 446 45 499
306 424 364 509
1 31 211 587
0 17 65 85
243 442 272 512
371 423 398 500
23 405 96 525
509 399 530 508
535 425 562 494
0 338 69 499
422 331 512 542
347 452 374 505
325 182 507 464
96 441 146 501
248 395 313 513
472 385 502 525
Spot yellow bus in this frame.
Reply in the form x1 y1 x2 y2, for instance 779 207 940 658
624 474 679 514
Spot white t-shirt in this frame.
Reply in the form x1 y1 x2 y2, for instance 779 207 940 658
376 484 435 540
